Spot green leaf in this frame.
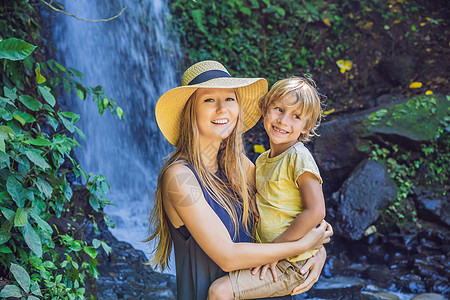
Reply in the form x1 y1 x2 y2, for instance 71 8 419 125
77 87 86 100
4 86 17 100
37 86 55 107
89 194 100 211
63 179 73 201
25 149 50 170
0 38 36 61
24 138 51 146
28 296 40 300
35 177 53 198
30 281 42 297
21 223 42 257
240 7 251 15
1 207 15 223
19 95 40 111
0 150 9 163
0 107 13 121
191 9 206 33
117 107 123 119
59 115 75 133
35 63 46 84
101 241 112 255
0 96 16 107
0 125 15 139
47 115 59 131
0 228 11 244
6 176 25 207
14 207 28 227
10 263 30 293
29 210 53 236
0 284 22 297
0 245 12 253
13 113 25 126
13 111 35 123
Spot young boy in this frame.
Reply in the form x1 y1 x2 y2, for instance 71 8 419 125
208 76 327 299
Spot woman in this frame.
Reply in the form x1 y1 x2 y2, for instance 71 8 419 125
148 60 332 300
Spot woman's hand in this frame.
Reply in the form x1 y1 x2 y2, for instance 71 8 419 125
297 220 333 253
291 246 327 295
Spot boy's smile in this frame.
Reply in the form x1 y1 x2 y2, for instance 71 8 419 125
264 93 308 157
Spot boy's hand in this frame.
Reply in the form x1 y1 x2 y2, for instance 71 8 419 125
250 198 260 223
251 261 279 282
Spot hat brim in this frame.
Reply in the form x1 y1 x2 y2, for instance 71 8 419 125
156 77 268 146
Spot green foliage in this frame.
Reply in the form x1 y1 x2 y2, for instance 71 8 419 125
169 0 431 86
0 2 122 299
363 95 450 231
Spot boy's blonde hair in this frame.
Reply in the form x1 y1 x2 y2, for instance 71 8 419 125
259 76 323 142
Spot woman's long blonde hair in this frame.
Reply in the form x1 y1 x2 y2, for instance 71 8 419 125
146 89 254 271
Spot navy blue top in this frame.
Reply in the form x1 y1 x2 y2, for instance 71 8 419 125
168 164 291 300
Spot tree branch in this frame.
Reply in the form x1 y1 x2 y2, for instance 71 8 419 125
40 0 127 22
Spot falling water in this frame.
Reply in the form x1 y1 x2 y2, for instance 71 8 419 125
46 0 180 273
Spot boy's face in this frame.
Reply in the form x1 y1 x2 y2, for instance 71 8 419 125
263 94 308 157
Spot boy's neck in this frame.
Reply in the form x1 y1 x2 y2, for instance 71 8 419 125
268 140 299 158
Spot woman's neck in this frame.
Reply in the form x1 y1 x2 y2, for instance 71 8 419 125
199 139 221 173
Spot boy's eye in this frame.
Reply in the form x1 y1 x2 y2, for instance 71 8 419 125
293 115 300 119
275 107 282 112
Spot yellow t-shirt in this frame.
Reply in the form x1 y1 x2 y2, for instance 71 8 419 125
255 142 322 262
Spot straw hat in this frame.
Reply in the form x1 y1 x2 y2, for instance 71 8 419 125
155 60 268 145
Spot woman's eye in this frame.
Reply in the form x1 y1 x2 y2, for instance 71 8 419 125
226 97 236 101
204 98 214 102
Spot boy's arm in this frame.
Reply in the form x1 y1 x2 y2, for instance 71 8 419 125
273 171 325 244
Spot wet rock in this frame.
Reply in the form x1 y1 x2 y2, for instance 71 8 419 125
414 187 450 226
411 293 447 300
376 55 418 86
361 291 400 300
395 274 426 294
331 159 397 240
84 220 176 300
301 276 365 299
364 265 391 284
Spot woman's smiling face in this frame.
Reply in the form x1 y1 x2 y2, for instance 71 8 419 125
194 88 239 144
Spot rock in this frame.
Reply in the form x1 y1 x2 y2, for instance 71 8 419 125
364 265 391 283
300 276 365 299
363 94 449 142
331 159 398 240
411 293 447 300
414 187 450 226
312 111 368 194
361 291 400 300
376 55 418 86
84 220 177 300
395 274 426 294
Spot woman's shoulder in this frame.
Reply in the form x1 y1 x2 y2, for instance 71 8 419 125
162 162 197 186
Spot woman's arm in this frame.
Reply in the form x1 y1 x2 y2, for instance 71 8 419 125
291 246 327 295
162 164 331 272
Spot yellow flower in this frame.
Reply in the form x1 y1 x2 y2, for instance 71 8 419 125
323 108 335 115
425 90 433 95
409 82 423 89
322 18 331 27
254 144 266 154
336 60 353 73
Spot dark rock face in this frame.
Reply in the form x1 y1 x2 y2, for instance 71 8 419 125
329 159 397 240
414 186 450 226
84 220 177 300
376 55 418 86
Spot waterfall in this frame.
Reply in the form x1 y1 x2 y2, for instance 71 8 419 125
46 0 180 273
